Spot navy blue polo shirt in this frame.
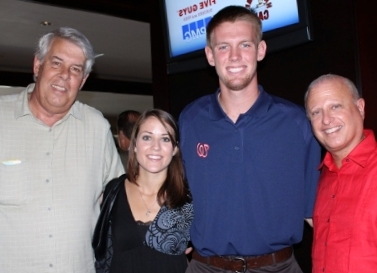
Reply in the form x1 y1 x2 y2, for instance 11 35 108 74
178 86 321 256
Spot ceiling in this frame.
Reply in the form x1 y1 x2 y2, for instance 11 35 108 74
0 0 152 83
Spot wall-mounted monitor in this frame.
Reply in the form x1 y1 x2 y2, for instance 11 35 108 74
160 0 313 74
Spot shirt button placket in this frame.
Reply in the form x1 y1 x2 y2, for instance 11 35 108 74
44 133 55 272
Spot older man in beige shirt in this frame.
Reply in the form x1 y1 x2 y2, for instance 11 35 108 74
0 27 123 273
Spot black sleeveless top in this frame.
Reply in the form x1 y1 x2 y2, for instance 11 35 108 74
109 182 191 273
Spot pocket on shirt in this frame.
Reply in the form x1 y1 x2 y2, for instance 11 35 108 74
0 161 31 205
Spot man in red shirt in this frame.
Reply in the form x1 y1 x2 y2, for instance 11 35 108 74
305 74 377 273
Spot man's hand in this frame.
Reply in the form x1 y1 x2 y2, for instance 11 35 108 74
305 218 313 227
185 247 193 255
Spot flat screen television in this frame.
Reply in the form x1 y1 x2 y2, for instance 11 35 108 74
160 0 313 74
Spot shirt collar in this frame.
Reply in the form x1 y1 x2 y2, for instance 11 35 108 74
320 129 376 170
209 85 271 120
14 83 83 121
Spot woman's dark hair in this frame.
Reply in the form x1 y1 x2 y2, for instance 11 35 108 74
127 109 191 208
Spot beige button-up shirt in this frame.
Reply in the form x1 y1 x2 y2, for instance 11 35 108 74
0 84 124 273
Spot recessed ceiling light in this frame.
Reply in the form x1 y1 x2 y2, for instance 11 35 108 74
40 21 52 26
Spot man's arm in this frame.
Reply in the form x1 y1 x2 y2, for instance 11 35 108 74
103 129 124 186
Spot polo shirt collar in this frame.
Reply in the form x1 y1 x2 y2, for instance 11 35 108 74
209 85 271 120
320 129 376 170
14 83 83 121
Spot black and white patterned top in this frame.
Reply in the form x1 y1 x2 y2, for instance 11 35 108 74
145 202 193 255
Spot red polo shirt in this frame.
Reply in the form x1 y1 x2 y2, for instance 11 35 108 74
312 129 377 273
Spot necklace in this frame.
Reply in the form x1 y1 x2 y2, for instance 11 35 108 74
137 188 158 216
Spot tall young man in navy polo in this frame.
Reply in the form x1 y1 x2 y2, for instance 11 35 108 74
179 6 321 273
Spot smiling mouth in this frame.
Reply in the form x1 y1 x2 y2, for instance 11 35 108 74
325 126 341 134
147 155 162 160
52 84 66 91
228 66 244 73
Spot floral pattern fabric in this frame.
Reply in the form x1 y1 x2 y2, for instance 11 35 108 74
145 202 193 255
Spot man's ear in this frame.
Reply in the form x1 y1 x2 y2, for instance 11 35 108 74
356 98 366 119
205 46 215 67
33 56 42 78
79 74 89 90
257 40 267 61
118 130 125 146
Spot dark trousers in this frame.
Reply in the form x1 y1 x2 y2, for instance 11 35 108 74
186 253 303 273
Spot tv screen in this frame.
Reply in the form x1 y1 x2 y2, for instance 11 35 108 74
161 0 313 74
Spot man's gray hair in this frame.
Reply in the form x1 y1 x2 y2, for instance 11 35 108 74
35 27 95 76
304 74 361 109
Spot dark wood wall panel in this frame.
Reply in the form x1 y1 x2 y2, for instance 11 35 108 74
354 0 377 131
149 0 170 112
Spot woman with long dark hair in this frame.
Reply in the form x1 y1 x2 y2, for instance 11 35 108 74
93 109 193 273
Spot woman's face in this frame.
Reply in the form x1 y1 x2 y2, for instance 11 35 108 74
134 116 177 175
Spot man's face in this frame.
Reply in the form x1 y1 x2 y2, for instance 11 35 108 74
205 20 266 91
306 79 365 158
32 38 88 116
